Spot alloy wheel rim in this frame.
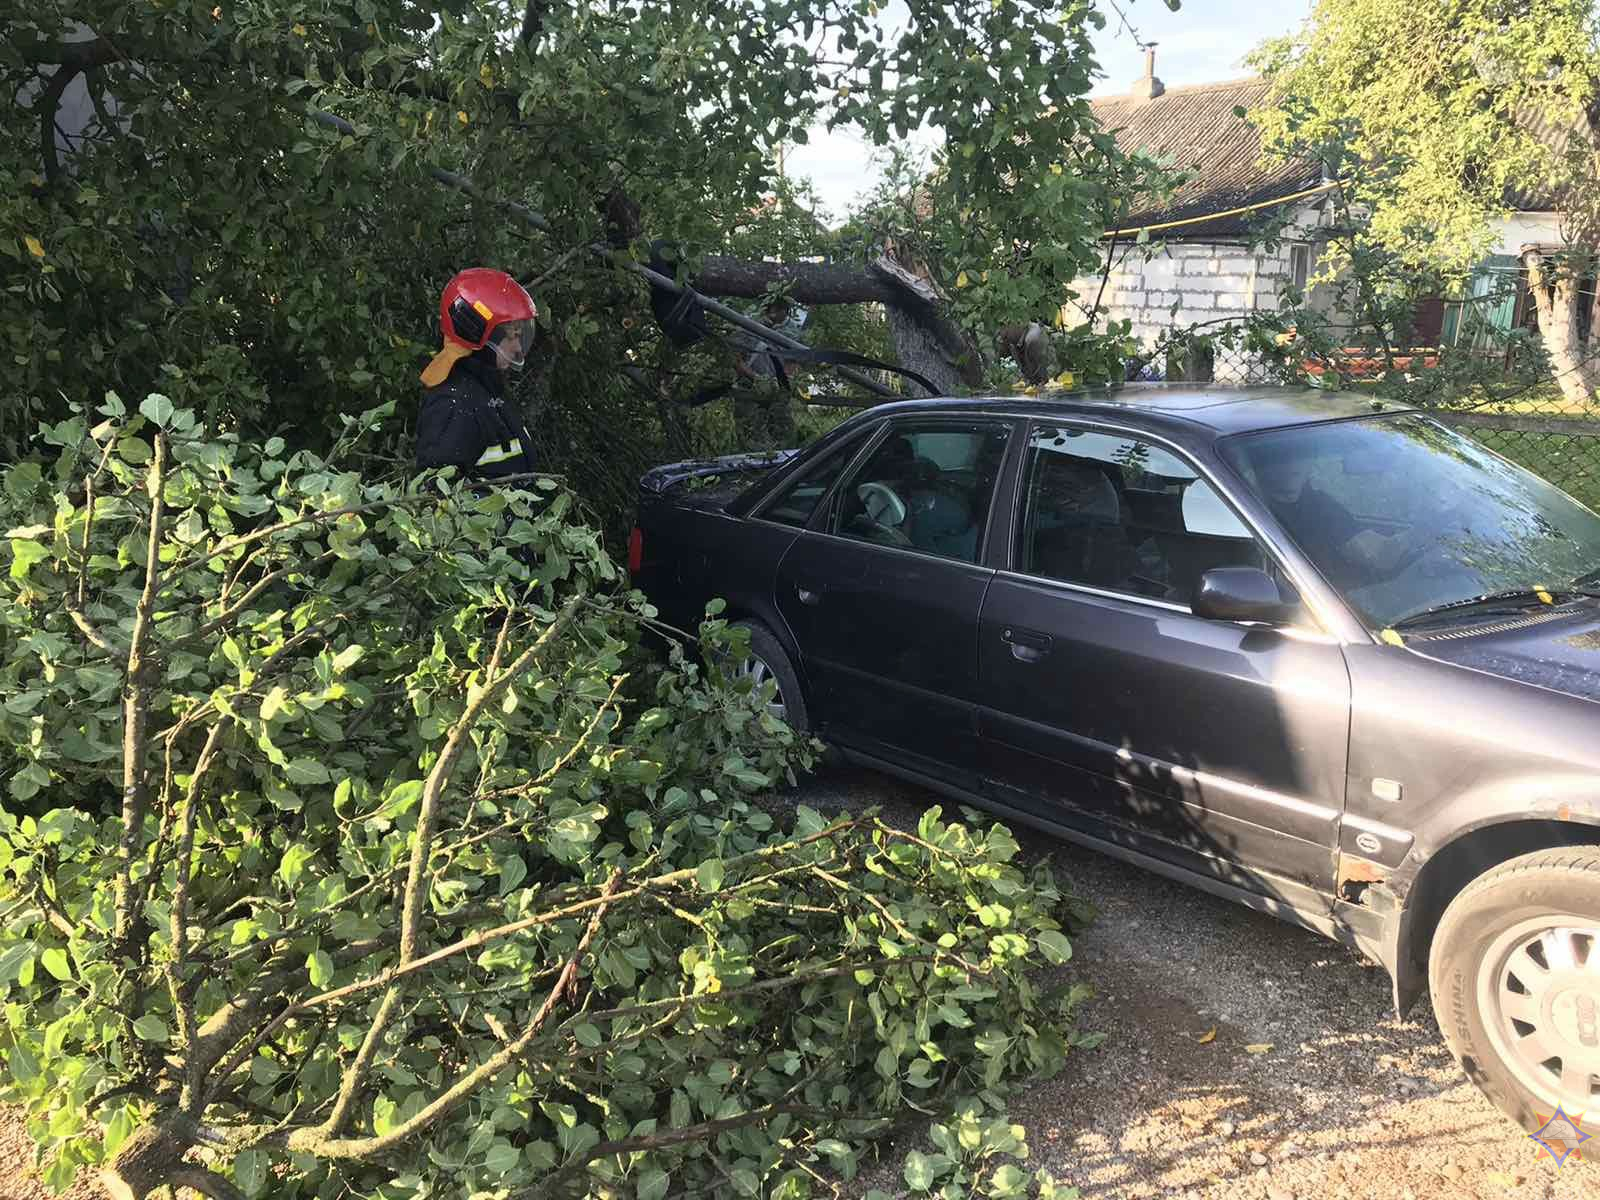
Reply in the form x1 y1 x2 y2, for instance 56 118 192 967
1479 917 1600 1111
734 655 787 722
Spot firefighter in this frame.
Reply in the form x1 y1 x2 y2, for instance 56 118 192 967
417 268 538 479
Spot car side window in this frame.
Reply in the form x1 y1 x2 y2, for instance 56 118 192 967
1017 425 1267 606
829 422 1011 563
761 434 864 528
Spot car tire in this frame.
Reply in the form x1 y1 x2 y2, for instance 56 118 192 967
1428 846 1600 1130
730 620 810 735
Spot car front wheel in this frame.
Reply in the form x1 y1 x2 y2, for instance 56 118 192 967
1429 847 1600 1129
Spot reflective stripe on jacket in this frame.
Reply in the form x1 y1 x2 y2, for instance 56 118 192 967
416 350 536 481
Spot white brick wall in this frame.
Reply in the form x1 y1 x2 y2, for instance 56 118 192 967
1067 237 1305 382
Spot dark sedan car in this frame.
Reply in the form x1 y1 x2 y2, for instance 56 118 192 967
630 386 1600 1129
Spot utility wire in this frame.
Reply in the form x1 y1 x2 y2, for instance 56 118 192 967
1100 180 1343 239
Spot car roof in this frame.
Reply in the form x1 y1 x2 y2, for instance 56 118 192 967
851 384 1415 442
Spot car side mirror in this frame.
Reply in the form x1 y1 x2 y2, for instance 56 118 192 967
1192 567 1301 625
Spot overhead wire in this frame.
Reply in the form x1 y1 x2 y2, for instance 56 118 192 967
1100 180 1343 239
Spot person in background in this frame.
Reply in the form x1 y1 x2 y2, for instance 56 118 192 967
416 268 538 480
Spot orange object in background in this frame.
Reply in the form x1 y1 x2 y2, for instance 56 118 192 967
1302 347 1440 379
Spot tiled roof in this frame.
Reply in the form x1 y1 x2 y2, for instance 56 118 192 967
1091 77 1325 240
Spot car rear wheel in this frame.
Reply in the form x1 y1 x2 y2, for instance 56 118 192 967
1429 847 1600 1129
730 621 809 733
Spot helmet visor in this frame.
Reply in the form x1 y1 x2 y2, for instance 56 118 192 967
487 318 534 368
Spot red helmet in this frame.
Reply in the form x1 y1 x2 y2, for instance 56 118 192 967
422 267 537 386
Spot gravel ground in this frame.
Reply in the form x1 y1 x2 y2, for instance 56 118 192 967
6 764 1597 1200
792 765 1600 1199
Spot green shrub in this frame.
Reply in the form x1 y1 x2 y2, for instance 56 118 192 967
0 399 1089 1199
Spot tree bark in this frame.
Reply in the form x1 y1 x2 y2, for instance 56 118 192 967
1522 248 1600 409
691 256 906 306
884 305 962 396
687 255 980 395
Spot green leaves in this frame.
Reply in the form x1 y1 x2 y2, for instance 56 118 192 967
696 858 726 893
278 843 316 887
137 394 174 427
637 1166 671 1200
0 402 1087 1200
284 758 330 786
1035 930 1073 964
233 1149 268 1197
306 950 333 989
904 1149 950 1190
132 1014 169 1043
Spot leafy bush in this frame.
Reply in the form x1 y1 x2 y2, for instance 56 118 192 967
0 399 1089 1199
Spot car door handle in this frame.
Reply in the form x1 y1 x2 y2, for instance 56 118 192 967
796 585 822 606
1001 627 1052 662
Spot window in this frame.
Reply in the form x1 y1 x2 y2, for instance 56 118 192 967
830 422 1011 563
1222 414 1600 628
761 434 863 528
1018 425 1266 605
1290 244 1312 292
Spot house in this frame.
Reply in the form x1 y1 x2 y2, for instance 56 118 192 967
1076 52 1578 378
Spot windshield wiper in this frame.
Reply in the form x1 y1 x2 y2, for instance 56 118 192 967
1391 588 1573 630
1572 568 1600 595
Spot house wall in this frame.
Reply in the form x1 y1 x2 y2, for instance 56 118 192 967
1486 212 1564 256
1071 239 1305 382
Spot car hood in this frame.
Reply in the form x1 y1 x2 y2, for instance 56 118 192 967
1407 604 1600 704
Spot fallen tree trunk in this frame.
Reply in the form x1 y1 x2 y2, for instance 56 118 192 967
685 254 982 396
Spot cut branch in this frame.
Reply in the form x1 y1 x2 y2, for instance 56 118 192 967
312 595 581 1134
168 721 229 1114
281 870 624 1160
690 255 908 305
115 432 167 943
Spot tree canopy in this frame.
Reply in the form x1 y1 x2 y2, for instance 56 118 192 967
1253 0 1600 403
6 1 1173 486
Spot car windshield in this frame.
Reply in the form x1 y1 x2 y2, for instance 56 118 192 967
1221 414 1600 629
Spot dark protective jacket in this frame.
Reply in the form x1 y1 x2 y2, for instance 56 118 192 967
416 349 536 480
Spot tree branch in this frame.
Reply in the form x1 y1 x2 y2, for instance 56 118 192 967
281 870 624 1160
167 721 229 1114
203 818 863 1106
68 607 124 655
36 63 82 187
314 594 581 1134
168 1165 246 1200
115 432 167 943
533 1103 848 1193
519 0 550 47
400 594 581 963
172 550 337 648
16 35 125 70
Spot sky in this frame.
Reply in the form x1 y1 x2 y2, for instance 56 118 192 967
784 0 1316 218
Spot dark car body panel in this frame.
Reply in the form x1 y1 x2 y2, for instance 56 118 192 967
1407 607 1600 705
633 385 1600 1010
976 574 1352 894
778 533 996 784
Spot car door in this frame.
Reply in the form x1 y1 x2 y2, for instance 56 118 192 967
976 420 1351 898
775 416 1017 787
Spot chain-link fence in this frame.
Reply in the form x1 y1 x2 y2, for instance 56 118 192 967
1133 323 1600 511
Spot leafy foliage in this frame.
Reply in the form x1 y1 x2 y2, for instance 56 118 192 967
0 402 1088 1198
1251 0 1600 404
5 2 1174 504
893 1103 1082 1199
1253 0 1600 273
